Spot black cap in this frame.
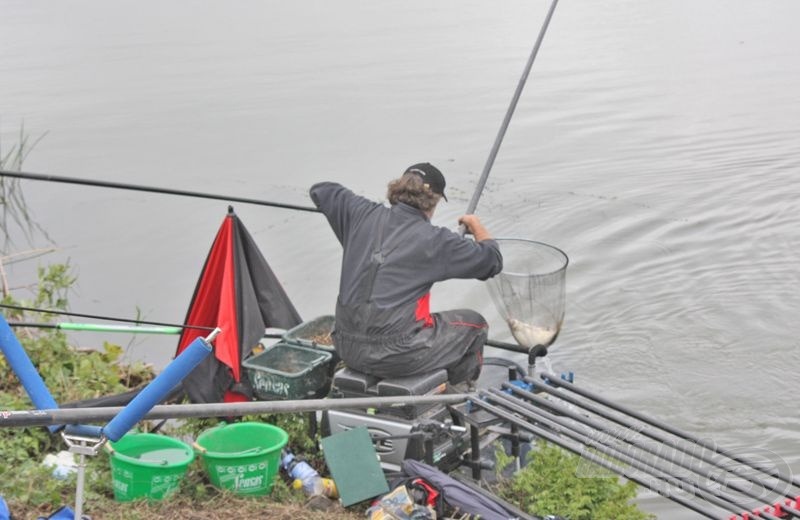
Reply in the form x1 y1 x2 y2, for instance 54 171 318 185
404 162 447 202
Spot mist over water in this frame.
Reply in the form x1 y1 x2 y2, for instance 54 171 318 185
2 1 800 517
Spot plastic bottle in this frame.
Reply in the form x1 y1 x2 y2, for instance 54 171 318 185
281 452 338 498
42 450 77 480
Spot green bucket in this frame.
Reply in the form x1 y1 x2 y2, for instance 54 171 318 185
107 433 195 502
194 422 289 496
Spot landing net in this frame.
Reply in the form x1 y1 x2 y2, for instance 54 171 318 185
486 239 568 348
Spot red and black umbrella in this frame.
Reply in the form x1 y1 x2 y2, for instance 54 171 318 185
176 207 302 403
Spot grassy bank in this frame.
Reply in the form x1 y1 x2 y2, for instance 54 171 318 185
0 268 655 520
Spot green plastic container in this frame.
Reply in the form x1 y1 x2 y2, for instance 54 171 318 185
107 433 194 502
243 342 333 400
283 315 335 352
194 422 288 496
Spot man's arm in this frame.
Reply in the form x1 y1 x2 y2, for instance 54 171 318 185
439 215 503 281
458 214 492 242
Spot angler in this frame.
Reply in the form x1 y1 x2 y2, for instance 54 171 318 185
310 163 503 387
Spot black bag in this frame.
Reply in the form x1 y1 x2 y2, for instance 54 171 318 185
401 460 527 520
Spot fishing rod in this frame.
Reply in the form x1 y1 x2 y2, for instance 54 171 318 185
526 376 800 502
487 384 800 519
1 301 530 346
493 384 800 518
539 372 800 491
0 303 213 331
1 0 557 229
483 390 784 520
8 322 183 335
468 396 729 520
459 0 559 235
7 321 285 340
0 169 321 213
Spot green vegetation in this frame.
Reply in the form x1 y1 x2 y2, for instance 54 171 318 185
0 265 153 513
0 121 50 248
0 124 355 518
0 265 354 519
495 440 655 520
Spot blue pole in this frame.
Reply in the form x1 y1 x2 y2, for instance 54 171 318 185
0 313 60 433
102 335 214 441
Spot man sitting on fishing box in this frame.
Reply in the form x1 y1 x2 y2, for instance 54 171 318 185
310 162 503 388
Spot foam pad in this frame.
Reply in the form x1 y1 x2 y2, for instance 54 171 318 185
103 336 212 441
64 424 104 438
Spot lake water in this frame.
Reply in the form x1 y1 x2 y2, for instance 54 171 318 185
2 1 800 517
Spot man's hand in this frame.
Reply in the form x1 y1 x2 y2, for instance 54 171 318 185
458 214 492 242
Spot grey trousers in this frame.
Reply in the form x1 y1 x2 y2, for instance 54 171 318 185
335 309 488 385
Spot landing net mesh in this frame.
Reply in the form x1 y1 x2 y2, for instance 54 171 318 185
486 239 568 349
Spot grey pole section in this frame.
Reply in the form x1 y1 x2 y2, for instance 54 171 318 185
0 393 471 428
460 0 559 234
0 169 321 213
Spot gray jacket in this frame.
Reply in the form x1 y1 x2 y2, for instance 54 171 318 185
311 182 502 335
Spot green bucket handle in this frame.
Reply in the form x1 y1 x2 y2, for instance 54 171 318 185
192 441 263 457
106 443 173 466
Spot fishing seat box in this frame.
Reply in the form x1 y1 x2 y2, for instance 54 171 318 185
331 367 448 419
